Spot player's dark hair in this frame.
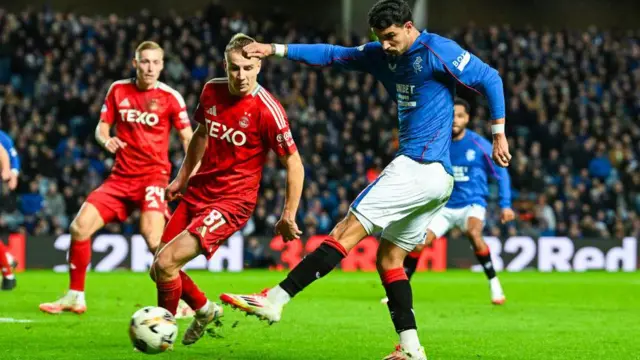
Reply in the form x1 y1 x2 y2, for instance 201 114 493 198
368 0 413 30
225 33 256 55
454 97 471 114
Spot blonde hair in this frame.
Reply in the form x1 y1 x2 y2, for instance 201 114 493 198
135 41 164 60
225 33 256 56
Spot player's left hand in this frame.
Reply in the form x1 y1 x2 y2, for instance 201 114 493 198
275 216 302 242
166 178 186 201
500 208 515 224
492 133 511 167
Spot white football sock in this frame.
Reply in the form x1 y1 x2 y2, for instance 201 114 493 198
266 285 291 307
68 290 85 303
4 274 14 280
196 300 211 316
399 329 421 353
490 277 502 289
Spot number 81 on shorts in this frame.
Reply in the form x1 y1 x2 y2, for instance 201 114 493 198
201 209 227 235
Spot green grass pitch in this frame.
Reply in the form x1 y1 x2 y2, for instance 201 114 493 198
1 270 638 359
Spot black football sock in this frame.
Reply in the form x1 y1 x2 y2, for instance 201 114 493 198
403 251 420 280
279 237 348 298
475 248 496 280
381 268 417 333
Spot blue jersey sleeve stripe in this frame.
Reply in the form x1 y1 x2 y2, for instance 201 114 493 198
469 136 500 179
351 174 385 209
419 41 482 96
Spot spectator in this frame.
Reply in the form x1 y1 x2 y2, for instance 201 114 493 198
0 8 638 240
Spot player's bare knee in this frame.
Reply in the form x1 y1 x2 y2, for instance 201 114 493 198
376 244 405 273
329 217 348 240
376 255 403 274
329 213 366 251
466 228 482 242
142 232 162 255
152 251 178 282
69 217 93 241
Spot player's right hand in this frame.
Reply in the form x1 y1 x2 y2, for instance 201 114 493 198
166 179 186 202
104 137 127 154
275 216 302 242
242 42 274 59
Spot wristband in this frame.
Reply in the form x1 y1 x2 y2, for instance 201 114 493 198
103 138 113 148
491 124 505 134
273 44 286 57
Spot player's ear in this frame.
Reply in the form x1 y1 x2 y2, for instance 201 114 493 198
223 59 228 75
404 21 413 31
132 59 138 70
256 59 262 74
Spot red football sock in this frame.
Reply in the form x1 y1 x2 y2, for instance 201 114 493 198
0 241 13 278
69 240 91 291
157 277 182 315
180 271 208 311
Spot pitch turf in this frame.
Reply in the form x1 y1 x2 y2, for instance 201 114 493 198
1 270 638 360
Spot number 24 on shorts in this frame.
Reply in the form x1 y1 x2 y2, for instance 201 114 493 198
145 186 165 209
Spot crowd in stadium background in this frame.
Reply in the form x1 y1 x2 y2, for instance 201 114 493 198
0 3 639 242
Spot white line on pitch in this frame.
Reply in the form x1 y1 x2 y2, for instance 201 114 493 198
0 317 35 323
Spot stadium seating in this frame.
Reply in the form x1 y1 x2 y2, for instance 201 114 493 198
0 7 638 239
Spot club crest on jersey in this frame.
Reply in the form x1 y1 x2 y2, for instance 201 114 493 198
466 149 476 161
148 99 159 111
413 56 423 73
239 112 251 128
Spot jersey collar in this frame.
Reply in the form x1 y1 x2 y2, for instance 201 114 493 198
404 30 429 55
250 83 261 97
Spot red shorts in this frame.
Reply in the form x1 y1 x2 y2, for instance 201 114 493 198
160 200 247 259
86 174 170 224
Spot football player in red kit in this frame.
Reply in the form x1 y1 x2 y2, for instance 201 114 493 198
40 41 195 315
0 142 18 291
150 33 304 346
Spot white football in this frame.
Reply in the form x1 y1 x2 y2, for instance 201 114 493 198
129 306 178 354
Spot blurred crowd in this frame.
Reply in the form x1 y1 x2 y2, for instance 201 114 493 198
0 4 639 242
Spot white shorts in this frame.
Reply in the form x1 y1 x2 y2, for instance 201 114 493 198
427 204 487 238
349 155 454 252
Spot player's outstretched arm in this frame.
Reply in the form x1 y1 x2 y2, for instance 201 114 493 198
95 120 127 154
275 151 304 242
243 42 372 72
429 38 511 167
166 124 207 201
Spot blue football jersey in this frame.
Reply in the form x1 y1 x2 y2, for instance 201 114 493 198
446 130 511 209
286 30 505 175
